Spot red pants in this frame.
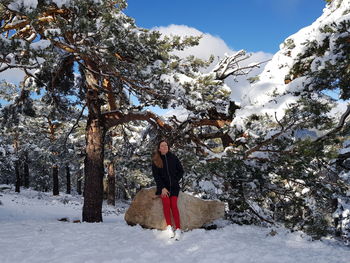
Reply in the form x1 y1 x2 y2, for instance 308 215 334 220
161 195 181 229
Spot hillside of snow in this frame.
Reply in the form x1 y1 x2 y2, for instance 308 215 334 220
1 185 349 263
236 0 350 123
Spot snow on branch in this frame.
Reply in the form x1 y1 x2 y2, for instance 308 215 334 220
244 116 297 159
212 50 267 81
103 110 172 131
316 104 350 142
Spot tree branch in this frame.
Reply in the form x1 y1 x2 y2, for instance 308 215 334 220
315 104 350 142
63 103 87 149
191 119 231 128
103 110 172 131
244 121 296 159
212 50 269 81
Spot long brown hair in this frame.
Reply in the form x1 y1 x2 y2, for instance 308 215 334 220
152 140 169 168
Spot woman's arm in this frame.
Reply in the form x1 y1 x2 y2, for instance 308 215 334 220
174 155 184 182
152 162 165 191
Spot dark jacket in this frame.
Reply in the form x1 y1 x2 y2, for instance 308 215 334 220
152 152 184 196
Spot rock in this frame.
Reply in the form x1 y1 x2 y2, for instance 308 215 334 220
58 217 69 222
57 217 81 223
124 187 225 231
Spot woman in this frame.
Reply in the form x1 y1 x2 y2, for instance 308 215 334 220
152 140 184 240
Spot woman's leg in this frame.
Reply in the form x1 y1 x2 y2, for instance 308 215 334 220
170 196 181 229
161 196 172 226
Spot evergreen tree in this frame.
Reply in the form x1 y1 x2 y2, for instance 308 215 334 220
1 0 258 222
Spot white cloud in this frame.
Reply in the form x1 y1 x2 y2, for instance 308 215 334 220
153 24 273 103
153 24 231 61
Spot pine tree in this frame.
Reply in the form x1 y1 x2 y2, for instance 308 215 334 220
1 0 260 222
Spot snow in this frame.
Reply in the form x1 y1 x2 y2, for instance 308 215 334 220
301 188 310 195
44 29 62 37
198 180 217 193
343 140 350 148
248 151 270 159
7 0 103 11
1 185 350 263
163 107 189 122
52 0 74 8
8 0 38 11
30 40 51 50
339 148 350 155
235 0 350 124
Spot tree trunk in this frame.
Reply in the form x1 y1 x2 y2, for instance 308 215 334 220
116 175 127 200
107 162 116 206
77 179 82 195
77 170 82 195
66 165 71 194
82 117 105 222
52 165 59 196
82 61 106 222
103 177 108 200
15 160 21 193
23 151 30 188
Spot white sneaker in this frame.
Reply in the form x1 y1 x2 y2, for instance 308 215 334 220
174 229 181 241
164 225 174 239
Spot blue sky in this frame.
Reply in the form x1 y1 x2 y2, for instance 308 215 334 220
0 0 329 112
125 0 327 53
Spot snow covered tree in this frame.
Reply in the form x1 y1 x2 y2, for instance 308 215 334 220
0 79 82 193
279 0 350 239
0 80 37 192
1 0 261 222
0 126 15 185
187 0 350 241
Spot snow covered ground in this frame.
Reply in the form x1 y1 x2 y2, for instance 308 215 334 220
1 185 349 263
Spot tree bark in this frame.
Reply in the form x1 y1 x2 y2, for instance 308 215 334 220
77 170 82 195
77 179 82 195
82 61 106 222
82 117 105 222
15 160 21 193
66 165 71 194
23 151 30 188
107 162 116 206
52 165 59 196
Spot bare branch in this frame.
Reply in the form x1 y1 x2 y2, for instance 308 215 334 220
103 110 172 131
274 112 284 130
246 202 274 225
63 103 87 149
191 119 231 128
0 64 38 73
212 50 269 81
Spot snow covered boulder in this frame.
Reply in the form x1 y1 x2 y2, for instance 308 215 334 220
124 187 225 231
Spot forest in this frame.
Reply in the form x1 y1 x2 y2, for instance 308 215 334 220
1 0 350 246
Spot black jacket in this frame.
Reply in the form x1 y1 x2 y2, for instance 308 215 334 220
152 152 184 196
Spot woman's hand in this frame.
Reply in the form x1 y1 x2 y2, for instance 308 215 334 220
161 188 170 197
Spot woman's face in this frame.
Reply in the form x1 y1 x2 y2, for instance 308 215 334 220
159 141 169 155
